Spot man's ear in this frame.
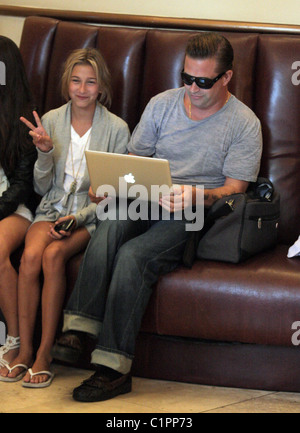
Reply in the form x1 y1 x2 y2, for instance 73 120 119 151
223 70 233 86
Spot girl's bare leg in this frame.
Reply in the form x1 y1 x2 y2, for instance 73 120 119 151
0 221 53 379
0 215 31 367
23 227 90 385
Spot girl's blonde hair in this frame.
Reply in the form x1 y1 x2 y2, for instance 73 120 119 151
61 47 112 108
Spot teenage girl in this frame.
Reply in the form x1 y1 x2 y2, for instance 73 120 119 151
0 48 130 387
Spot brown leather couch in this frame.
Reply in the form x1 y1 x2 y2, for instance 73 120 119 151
4 12 300 392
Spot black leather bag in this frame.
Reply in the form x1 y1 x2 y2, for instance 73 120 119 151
183 178 280 267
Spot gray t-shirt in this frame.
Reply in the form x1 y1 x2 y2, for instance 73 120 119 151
128 88 262 189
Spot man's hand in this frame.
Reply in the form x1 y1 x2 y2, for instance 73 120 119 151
88 186 109 204
159 184 194 213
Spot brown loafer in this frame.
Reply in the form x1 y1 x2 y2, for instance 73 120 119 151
51 331 86 364
72 371 132 402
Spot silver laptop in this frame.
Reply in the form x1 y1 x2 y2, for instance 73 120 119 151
85 150 173 201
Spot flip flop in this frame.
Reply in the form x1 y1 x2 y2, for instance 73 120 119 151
0 357 9 368
0 363 28 382
22 368 55 388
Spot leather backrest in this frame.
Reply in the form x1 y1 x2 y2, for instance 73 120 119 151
96 26 147 131
19 16 59 112
19 16 300 243
44 21 98 112
140 30 258 114
255 35 300 243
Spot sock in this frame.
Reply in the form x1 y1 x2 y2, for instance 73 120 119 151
95 365 123 380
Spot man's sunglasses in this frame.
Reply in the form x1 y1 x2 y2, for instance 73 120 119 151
181 70 225 89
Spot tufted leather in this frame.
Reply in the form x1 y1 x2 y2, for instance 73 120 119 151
19 18 300 243
16 15 300 391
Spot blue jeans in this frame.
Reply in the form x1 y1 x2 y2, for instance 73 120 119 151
63 209 190 374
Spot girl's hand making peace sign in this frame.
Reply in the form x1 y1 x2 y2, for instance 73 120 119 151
20 110 53 153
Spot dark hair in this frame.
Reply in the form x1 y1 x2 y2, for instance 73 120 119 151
185 32 234 73
0 36 34 176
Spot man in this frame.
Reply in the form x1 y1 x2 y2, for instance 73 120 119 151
52 32 262 402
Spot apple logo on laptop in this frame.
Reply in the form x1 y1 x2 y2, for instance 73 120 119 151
124 173 135 184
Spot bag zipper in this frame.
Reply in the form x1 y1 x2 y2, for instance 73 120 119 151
249 213 280 229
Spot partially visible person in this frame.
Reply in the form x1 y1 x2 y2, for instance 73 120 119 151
52 32 262 402
0 36 37 374
0 48 130 387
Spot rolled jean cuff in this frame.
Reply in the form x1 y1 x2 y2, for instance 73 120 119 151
63 311 101 338
91 347 133 375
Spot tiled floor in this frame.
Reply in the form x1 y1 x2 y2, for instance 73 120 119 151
1 363 300 413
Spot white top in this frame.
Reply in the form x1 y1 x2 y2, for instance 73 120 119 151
64 126 92 192
54 126 92 214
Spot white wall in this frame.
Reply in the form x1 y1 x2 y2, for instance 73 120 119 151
1 0 300 45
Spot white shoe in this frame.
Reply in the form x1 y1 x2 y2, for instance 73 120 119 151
0 335 20 367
